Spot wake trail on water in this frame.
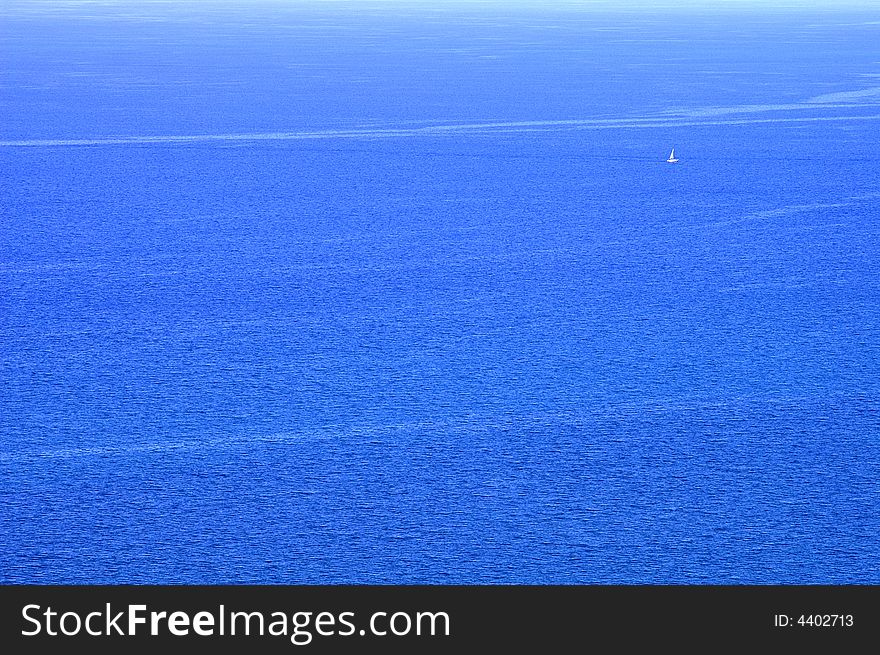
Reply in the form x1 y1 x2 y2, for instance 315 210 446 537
691 192 880 231
3 393 872 463
3 114 880 148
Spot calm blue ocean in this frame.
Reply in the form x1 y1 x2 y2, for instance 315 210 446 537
1 1 878 583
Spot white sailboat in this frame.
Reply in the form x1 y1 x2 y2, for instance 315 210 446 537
666 148 679 163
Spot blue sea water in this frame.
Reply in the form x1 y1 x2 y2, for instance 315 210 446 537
1 1 879 584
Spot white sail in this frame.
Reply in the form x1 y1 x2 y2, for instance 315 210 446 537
667 148 678 163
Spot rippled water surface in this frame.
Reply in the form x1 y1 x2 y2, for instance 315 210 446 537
1 1 879 583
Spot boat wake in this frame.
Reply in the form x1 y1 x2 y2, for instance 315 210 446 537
3 114 880 148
